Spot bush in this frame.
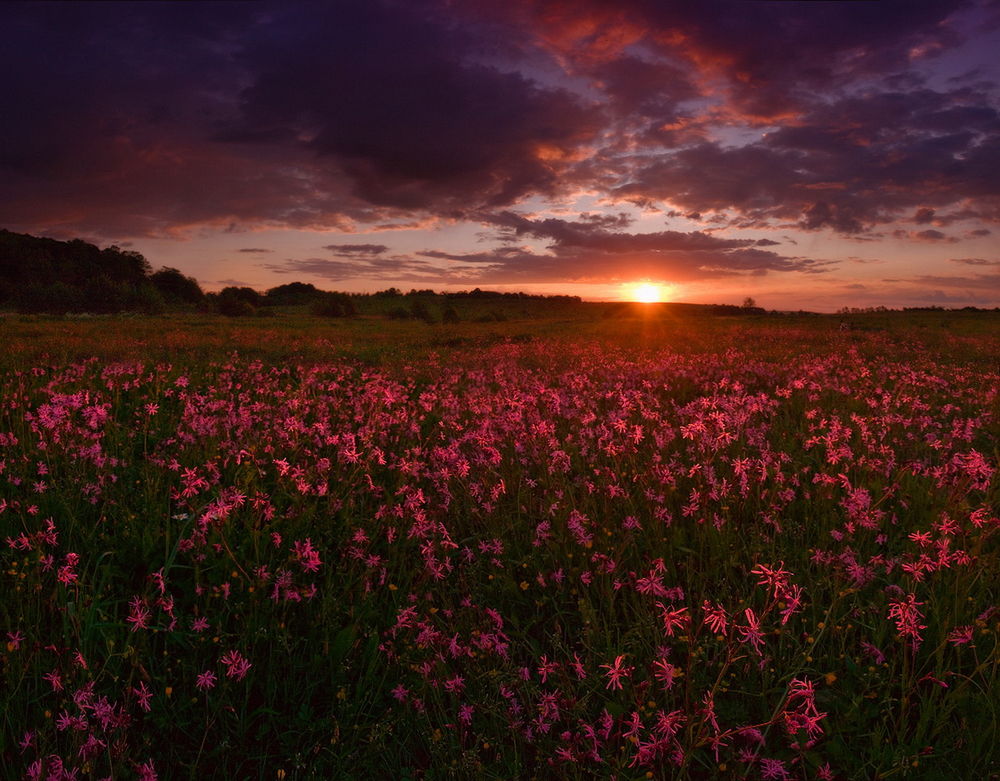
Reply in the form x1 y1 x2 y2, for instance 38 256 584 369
311 292 357 318
15 281 84 314
150 267 203 304
474 310 507 323
124 283 166 315
410 300 435 323
217 296 256 317
217 286 262 316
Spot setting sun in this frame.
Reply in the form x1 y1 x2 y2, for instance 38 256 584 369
630 283 664 303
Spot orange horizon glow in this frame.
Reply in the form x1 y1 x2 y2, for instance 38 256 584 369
627 282 666 303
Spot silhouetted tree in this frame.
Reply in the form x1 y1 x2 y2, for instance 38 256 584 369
150 267 204 304
265 281 320 306
217 286 261 316
310 291 356 317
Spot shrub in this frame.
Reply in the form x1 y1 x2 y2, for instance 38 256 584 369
311 292 357 318
410 300 435 323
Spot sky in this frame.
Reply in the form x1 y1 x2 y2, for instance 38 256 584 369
2 0 999 311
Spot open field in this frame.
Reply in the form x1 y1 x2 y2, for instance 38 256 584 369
2 310 998 779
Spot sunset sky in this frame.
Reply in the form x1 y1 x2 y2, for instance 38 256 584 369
2 0 999 310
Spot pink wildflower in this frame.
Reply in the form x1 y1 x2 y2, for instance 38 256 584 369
702 601 728 635
220 649 251 681
760 756 791 780
127 596 151 632
888 593 927 648
43 670 63 692
600 654 633 690
655 603 690 636
537 655 558 683
947 625 974 646
292 538 322 572
751 561 792 598
736 608 765 655
652 658 677 690
196 670 217 691
133 681 153 712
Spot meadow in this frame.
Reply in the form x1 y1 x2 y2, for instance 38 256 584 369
1 308 998 779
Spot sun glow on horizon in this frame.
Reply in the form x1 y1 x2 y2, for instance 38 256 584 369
628 282 665 303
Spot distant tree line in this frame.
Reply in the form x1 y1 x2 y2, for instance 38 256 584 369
0 230 591 319
0 230 362 317
209 283 356 318
838 305 1000 314
0 229 203 314
372 286 582 303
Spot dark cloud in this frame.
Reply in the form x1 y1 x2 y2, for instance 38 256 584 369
950 257 1000 265
500 0 975 119
589 56 699 119
0 1 599 236
265 210 835 285
221 3 600 212
238 248 274 254
827 278 998 308
264 255 451 283
576 212 635 230
612 83 1000 235
908 272 1000 290
451 211 836 281
0 3 334 237
800 202 865 235
481 210 760 251
323 244 389 255
0 0 996 292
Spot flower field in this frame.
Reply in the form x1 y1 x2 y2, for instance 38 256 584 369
1 315 998 779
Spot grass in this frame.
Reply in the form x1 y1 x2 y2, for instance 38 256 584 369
1 309 998 779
